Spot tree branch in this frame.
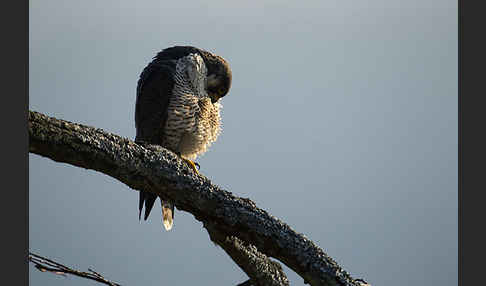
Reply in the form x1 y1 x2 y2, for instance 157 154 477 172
29 252 122 286
28 110 367 286
206 223 289 286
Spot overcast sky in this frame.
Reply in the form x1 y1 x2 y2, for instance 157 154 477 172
29 1 457 285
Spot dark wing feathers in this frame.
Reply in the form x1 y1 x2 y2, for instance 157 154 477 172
139 191 158 221
135 61 176 144
135 46 204 143
135 60 178 220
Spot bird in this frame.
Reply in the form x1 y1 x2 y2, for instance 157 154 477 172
135 46 232 231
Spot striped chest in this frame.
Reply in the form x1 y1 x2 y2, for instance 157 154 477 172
161 53 222 159
162 95 222 159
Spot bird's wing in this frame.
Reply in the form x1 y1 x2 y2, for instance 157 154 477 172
135 60 176 144
135 46 201 142
135 59 177 220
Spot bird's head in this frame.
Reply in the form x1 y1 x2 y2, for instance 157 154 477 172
202 53 232 103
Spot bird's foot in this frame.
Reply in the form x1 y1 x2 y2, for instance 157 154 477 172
174 152 200 174
181 157 200 174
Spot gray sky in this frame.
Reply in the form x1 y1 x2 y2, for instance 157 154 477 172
29 1 457 285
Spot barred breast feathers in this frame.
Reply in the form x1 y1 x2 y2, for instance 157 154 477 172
163 53 222 160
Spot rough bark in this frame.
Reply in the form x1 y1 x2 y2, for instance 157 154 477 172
28 110 365 286
206 223 290 286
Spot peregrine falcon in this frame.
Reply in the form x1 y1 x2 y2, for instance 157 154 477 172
135 46 232 230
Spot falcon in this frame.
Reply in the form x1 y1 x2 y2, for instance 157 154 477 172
135 46 232 230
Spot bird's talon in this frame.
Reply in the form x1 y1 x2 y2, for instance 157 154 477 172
182 158 200 174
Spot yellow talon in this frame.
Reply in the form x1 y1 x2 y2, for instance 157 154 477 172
182 158 200 174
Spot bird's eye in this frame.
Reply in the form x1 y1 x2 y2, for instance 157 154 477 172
218 87 226 95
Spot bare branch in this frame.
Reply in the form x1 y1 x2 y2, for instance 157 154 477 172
29 252 122 286
206 223 289 286
28 110 367 286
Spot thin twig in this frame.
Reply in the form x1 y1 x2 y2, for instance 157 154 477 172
29 251 122 286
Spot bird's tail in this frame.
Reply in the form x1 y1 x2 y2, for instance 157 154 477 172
161 200 174 231
139 191 157 221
